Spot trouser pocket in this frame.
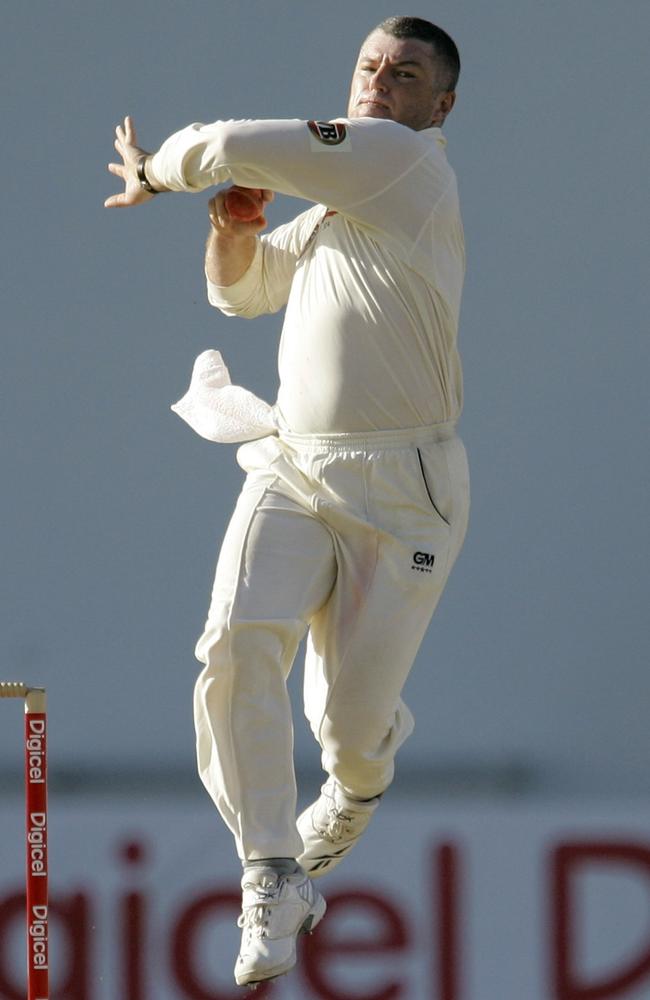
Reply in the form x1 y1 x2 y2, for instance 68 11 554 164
415 448 451 527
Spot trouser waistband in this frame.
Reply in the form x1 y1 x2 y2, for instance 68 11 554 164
278 422 456 452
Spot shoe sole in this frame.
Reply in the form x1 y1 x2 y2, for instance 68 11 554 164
235 894 327 988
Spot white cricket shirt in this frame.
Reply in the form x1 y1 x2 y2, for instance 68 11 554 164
152 117 465 434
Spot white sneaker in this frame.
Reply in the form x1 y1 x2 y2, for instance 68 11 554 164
297 779 381 878
235 867 326 987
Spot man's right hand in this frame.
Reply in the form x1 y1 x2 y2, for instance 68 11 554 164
205 188 274 286
207 188 274 238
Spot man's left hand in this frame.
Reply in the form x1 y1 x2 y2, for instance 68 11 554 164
105 116 155 208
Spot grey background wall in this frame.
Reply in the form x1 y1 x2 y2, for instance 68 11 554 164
1 0 648 796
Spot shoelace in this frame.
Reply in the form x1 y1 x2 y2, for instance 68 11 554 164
237 878 277 939
237 902 270 939
320 805 355 842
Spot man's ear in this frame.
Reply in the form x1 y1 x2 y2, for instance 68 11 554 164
431 90 456 126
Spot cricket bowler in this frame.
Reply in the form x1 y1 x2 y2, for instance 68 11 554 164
106 16 469 988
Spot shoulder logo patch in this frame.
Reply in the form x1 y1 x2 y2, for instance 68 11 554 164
308 121 347 145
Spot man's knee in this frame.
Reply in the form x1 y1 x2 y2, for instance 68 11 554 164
195 598 230 666
195 611 306 679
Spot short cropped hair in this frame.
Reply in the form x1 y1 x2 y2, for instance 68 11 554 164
373 16 460 91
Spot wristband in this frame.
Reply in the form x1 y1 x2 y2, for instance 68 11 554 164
136 156 159 194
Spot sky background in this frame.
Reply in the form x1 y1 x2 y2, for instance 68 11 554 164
1 0 648 797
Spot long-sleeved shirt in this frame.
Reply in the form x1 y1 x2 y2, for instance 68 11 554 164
152 116 465 434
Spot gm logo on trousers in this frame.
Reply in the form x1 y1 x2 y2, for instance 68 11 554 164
412 551 435 573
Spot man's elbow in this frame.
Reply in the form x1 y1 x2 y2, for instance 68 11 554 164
206 290 267 320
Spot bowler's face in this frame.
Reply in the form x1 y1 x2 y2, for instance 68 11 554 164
348 30 454 131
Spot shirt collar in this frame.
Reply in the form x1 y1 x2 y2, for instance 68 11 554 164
422 125 447 147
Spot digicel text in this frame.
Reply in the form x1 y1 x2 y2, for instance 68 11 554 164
3 837 650 998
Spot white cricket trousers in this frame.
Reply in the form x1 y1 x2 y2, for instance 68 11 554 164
193 425 469 860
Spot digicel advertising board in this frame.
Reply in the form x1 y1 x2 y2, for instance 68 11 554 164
3 799 650 999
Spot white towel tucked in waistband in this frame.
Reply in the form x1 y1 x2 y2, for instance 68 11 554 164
171 350 277 443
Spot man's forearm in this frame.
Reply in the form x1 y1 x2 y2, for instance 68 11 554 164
205 229 257 287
